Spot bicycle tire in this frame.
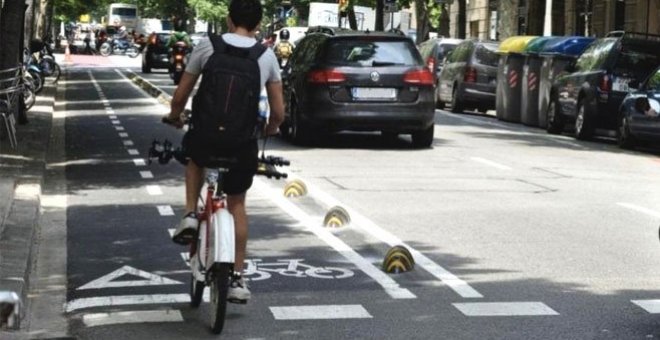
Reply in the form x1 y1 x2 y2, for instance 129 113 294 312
210 263 231 334
189 274 204 308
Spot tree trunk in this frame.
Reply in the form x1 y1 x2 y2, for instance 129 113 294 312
0 0 27 69
457 0 466 39
527 0 545 35
498 0 519 40
415 0 430 44
375 0 384 31
438 3 449 37
347 6 357 30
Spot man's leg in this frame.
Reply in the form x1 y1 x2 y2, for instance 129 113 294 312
227 193 248 273
185 160 204 213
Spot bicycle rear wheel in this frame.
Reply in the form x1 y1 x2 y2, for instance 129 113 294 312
210 263 231 334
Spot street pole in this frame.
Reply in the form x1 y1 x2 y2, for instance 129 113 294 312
543 0 552 36
647 0 651 35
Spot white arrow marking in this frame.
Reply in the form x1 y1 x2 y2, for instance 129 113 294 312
77 265 182 290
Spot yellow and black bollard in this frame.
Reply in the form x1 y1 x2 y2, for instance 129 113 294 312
382 245 415 274
323 206 350 228
283 179 307 198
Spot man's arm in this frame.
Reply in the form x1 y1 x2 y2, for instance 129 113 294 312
165 71 199 128
265 81 284 135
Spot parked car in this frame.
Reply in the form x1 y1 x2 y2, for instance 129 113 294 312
142 31 172 73
616 66 660 149
281 27 436 147
417 37 463 107
547 32 660 139
436 39 499 113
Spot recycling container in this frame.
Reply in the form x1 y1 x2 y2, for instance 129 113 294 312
520 36 560 127
537 36 595 128
496 36 538 123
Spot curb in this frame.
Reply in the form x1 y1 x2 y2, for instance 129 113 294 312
124 70 173 105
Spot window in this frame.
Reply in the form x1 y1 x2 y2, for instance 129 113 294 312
473 44 499 67
645 69 660 91
436 44 457 62
575 39 614 71
112 8 137 16
323 38 421 67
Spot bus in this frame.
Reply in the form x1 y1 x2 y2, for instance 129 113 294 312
108 3 138 29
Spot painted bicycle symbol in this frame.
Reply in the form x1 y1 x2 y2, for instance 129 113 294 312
243 259 354 281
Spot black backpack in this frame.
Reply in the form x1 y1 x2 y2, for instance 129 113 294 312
190 35 266 148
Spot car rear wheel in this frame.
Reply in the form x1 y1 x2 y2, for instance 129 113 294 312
450 86 464 113
574 101 593 140
290 102 313 146
142 58 151 73
411 125 434 148
546 98 564 134
435 87 445 109
617 113 636 149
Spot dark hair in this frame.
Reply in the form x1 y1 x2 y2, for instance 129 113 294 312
229 0 263 31
635 97 650 113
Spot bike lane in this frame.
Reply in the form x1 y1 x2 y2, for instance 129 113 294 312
63 67 428 339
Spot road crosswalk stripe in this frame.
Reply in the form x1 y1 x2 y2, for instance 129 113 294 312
632 300 660 313
452 302 559 316
83 310 184 327
270 305 372 320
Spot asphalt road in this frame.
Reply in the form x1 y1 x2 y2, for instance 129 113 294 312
44 59 660 339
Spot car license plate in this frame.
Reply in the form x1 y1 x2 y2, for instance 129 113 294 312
612 77 631 92
352 87 396 100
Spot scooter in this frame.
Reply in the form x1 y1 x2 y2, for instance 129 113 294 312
99 38 140 58
169 41 189 85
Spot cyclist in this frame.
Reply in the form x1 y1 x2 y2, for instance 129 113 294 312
273 29 294 68
114 26 130 49
163 0 284 303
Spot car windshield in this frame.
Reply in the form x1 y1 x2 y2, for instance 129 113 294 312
473 44 499 67
324 38 421 67
157 34 171 44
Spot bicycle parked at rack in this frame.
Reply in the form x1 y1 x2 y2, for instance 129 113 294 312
150 114 289 334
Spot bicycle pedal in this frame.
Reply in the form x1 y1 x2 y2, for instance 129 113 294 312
227 298 248 305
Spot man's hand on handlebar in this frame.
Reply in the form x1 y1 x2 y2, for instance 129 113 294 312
162 110 190 129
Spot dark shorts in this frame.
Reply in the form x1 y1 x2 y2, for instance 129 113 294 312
183 131 258 195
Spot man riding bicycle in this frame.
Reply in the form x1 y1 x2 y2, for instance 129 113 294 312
163 0 284 303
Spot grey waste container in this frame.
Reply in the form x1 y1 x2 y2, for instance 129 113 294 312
521 54 544 126
496 53 526 122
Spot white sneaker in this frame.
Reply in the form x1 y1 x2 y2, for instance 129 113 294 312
228 273 250 304
172 212 198 245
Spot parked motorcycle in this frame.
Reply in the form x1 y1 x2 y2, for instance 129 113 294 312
99 38 140 58
169 41 189 85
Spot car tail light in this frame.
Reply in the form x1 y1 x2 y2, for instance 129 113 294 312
175 54 183 61
599 74 611 92
149 35 157 45
426 57 436 72
464 67 477 83
403 69 434 85
307 69 346 84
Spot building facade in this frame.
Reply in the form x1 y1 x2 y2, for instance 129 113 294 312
448 0 660 41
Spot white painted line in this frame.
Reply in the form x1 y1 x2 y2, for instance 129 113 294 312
83 310 183 327
123 140 134 146
295 179 483 299
65 294 197 313
77 265 182 290
453 302 559 316
128 149 139 156
119 132 129 138
270 305 372 320
253 179 416 299
133 158 146 166
146 185 163 195
632 300 660 313
106 110 115 114
168 229 175 238
111 120 121 125
115 126 125 131
108 115 118 119
140 171 154 179
617 203 660 218
471 157 512 171
158 205 175 216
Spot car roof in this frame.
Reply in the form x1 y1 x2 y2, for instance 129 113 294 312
306 26 410 39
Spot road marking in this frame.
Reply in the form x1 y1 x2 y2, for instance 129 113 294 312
270 305 372 320
123 140 134 146
119 132 129 138
471 157 512 171
106 109 115 114
296 178 483 299
108 115 118 119
83 310 183 327
115 126 125 131
453 302 559 316
158 205 175 216
146 185 162 195
77 265 182 290
127 149 139 155
111 120 121 125
133 158 146 166
632 300 660 313
140 171 153 179
617 203 660 218
254 179 416 300
65 294 203 313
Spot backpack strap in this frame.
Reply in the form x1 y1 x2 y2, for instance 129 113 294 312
210 34 227 54
247 43 267 61
210 34 267 60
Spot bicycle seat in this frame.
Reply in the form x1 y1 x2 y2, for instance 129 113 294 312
204 156 238 170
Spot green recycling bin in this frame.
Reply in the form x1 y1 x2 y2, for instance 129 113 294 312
521 36 560 127
537 36 595 129
496 36 537 123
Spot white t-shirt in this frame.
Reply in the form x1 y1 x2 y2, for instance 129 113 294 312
186 33 281 88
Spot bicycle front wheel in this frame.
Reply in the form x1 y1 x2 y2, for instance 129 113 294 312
210 263 231 334
190 274 204 308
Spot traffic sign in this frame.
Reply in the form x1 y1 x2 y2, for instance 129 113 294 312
384 3 398 13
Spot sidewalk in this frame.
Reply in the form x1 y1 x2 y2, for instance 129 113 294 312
0 80 57 337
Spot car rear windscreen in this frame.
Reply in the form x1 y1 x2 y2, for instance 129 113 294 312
615 41 660 80
324 39 421 67
437 44 457 61
473 44 499 67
